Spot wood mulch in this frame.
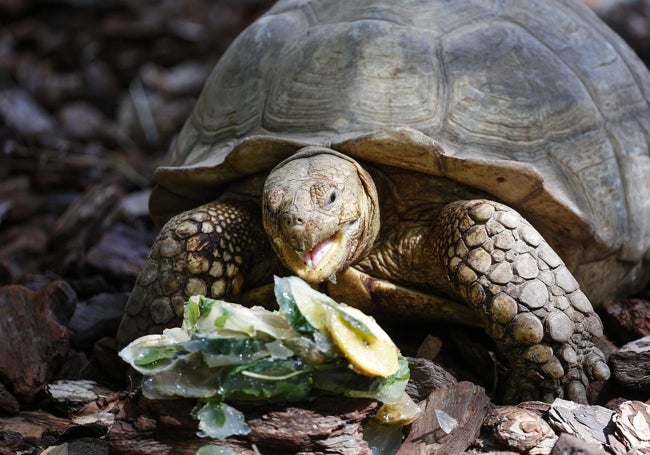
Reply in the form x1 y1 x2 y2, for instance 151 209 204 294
0 1 648 454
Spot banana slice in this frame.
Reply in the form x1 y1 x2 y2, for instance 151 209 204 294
327 305 400 377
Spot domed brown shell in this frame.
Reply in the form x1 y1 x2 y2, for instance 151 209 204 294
151 0 650 302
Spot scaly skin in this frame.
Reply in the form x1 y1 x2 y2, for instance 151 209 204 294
432 200 610 403
119 149 611 403
116 196 278 345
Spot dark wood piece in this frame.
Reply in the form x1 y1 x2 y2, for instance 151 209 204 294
405 356 458 402
602 298 650 344
397 381 491 455
610 336 650 391
0 281 75 402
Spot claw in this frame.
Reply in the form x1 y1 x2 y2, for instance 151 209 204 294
583 349 610 382
566 381 588 404
594 362 610 381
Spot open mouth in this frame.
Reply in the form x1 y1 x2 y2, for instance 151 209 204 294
277 219 360 283
298 236 335 269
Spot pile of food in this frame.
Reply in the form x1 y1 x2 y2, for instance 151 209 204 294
119 276 420 439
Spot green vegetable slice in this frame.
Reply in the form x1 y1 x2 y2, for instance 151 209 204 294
274 276 333 331
185 295 295 340
222 358 314 403
193 401 250 439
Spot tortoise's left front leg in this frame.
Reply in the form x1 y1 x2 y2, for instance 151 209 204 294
116 196 280 347
434 199 610 403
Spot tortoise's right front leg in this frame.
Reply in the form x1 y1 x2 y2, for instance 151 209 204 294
434 199 610 404
116 196 279 347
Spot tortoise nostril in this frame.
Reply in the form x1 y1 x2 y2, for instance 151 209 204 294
283 214 304 226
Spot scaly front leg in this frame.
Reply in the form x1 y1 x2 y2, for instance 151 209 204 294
434 199 610 403
116 196 278 347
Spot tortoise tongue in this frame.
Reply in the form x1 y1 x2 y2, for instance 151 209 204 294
300 237 334 269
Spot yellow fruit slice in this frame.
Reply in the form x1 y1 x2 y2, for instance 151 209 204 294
327 305 400 377
283 275 333 330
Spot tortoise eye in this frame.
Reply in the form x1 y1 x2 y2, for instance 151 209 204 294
311 182 338 207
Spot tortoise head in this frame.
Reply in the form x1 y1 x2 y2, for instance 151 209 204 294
263 146 380 283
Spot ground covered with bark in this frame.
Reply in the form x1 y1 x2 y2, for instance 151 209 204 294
0 1 649 454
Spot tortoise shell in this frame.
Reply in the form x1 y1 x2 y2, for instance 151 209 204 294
150 0 650 303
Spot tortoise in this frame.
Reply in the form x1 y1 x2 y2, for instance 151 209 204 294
117 0 650 404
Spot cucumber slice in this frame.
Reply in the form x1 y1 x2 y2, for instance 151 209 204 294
275 276 334 330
